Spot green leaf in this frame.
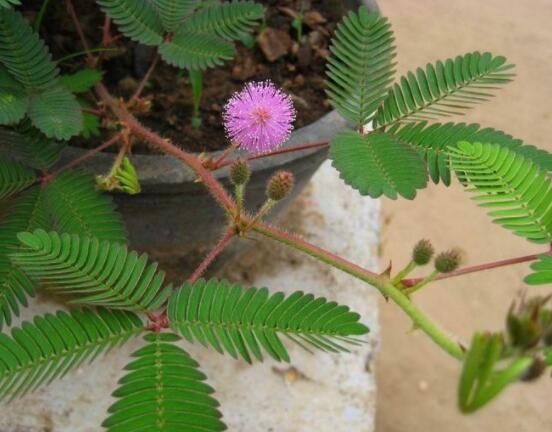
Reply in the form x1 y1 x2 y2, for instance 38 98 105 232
43 170 126 243
0 308 143 402
153 0 200 32
374 52 514 127
0 67 28 125
389 121 552 185
0 0 20 9
0 8 59 90
28 84 83 140
0 125 65 171
96 0 164 46
60 69 103 94
183 1 264 41
159 30 235 70
0 188 50 330
11 230 172 312
115 157 141 195
524 255 552 285
168 278 369 364
330 130 428 199
458 333 531 413
103 333 226 432
0 158 36 200
449 141 552 243
326 6 396 126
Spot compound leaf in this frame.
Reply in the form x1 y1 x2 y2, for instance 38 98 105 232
0 188 50 330
375 52 514 127
153 0 201 32
103 333 225 432
326 6 395 126
0 158 36 200
43 170 126 243
330 129 428 199
11 230 172 312
0 8 59 90
525 255 552 285
390 121 552 185
159 30 235 70
96 0 164 46
183 1 264 41
450 141 552 243
28 84 83 140
168 278 369 364
0 308 143 402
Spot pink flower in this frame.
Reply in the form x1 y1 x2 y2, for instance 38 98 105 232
223 81 296 154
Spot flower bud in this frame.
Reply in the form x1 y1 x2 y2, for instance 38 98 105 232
267 171 294 201
230 159 251 186
520 356 547 382
434 249 462 273
507 296 549 349
412 239 434 265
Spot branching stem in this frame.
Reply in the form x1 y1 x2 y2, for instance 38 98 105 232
94 81 465 359
251 222 464 359
131 54 160 102
401 252 544 288
65 0 90 56
216 140 329 170
43 132 122 182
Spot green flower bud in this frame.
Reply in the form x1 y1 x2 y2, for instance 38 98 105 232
267 171 294 201
412 239 434 265
434 249 462 273
520 356 547 382
230 159 251 186
507 296 550 349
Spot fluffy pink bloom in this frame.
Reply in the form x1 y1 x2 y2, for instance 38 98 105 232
223 81 296 154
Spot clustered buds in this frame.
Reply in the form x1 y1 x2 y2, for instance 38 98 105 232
267 171 294 201
412 239 434 265
230 159 251 186
434 249 462 273
507 295 552 350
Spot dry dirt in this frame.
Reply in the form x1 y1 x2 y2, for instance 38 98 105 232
377 0 552 431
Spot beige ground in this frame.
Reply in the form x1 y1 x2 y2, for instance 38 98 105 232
376 1 552 431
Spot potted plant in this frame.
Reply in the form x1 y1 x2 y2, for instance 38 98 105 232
41 0 381 271
2 1 552 430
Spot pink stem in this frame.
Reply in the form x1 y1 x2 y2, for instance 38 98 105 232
188 227 236 284
216 140 330 170
401 253 544 287
131 54 160 102
44 133 122 181
65 0 90 55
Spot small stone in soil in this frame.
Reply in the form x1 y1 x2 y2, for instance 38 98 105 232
257 28 292 62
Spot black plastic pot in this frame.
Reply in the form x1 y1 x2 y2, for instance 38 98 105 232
58 0 379 276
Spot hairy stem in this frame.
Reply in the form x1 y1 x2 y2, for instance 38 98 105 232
188 227 236 284
44 132 122 181
65 0 90 56
252 222 464 359
131 54 160 102
401 253 543 288
217 140 329 170
94 81 463 359
95 83 236 212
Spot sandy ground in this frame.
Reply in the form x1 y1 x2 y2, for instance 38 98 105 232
376 1 552 431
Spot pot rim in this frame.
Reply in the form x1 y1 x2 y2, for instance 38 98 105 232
61 110 348 189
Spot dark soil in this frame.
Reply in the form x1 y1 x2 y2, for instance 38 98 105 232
24 0 355 153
